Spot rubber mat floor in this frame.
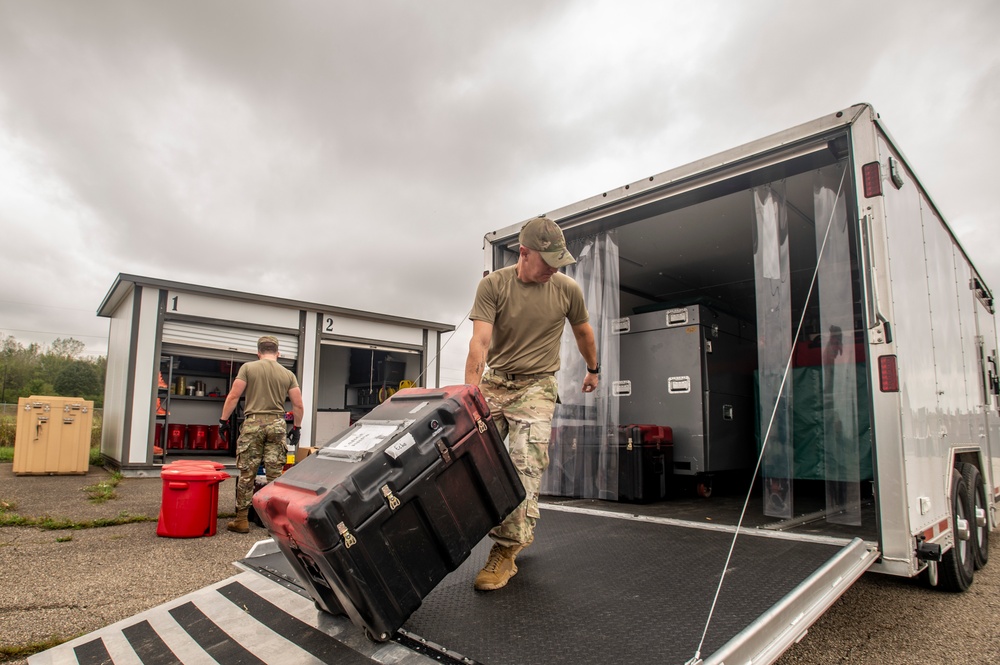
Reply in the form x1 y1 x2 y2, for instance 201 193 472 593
401 508 845 664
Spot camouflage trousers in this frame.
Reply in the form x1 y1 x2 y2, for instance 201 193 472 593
234 415 287 511
479 371 558 548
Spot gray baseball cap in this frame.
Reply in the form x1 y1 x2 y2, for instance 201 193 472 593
519 217 576 268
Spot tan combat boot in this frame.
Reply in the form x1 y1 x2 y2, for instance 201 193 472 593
227 508 250 534
474 543 521 591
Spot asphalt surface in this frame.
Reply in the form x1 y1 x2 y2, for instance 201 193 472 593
0 463 998 664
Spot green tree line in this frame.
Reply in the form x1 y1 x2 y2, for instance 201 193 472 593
0 335 106 407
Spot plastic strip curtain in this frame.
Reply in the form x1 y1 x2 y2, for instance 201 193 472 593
814 164 862 525
544 230 621 500
753 181 794 519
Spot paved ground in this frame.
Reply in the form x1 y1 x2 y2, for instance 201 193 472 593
0 463 997 664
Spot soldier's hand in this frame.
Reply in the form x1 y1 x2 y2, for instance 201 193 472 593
582 372 599 393
288 425 301 447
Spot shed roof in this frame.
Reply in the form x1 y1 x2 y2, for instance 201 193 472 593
96 273 455 332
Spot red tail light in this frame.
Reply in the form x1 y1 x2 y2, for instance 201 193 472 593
862 162 882 197
878 355 899 392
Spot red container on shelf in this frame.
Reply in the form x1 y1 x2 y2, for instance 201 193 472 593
155 422 164 446
166 424 187 449
156 465 230 538
208 424 228 450
188 424 209 450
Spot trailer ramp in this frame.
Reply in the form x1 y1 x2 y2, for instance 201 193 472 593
403 505 878 664
29 506 877 665
26 553 440 665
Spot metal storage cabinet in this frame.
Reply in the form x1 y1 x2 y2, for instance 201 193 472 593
617 305 756 479
13 396 93 475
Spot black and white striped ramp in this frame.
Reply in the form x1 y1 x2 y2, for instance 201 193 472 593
26 569 438 665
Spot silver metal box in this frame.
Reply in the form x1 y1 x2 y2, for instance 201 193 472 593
615 305 756 477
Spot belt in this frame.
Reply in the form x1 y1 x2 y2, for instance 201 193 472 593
245 413 284 419
490 369 555 381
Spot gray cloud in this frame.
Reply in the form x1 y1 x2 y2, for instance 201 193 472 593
1 0 998 379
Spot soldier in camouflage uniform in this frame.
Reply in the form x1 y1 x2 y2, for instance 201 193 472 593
220 336 304 533
465 217 599 591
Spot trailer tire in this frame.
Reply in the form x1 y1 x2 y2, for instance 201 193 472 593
938 468 975 592
960 463 989 569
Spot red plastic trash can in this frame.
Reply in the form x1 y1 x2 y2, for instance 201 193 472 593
156 465 230 538
166 424 187 449
188 424 209 450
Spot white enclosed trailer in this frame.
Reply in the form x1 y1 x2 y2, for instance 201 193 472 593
479 102 998 658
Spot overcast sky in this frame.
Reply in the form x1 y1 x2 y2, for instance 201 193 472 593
1 0 998 384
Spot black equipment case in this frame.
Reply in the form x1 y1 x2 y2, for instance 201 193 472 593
252 385 525 641
617 424 673 502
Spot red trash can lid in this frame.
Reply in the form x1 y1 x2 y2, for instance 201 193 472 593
163 460 227 471
161 467 230 481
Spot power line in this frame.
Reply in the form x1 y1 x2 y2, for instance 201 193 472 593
0 299 98 313
0 327 107 340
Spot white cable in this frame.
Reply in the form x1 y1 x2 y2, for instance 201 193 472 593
689 165 848 664
409 307 473 388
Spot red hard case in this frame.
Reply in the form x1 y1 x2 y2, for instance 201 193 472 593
252 385 525 640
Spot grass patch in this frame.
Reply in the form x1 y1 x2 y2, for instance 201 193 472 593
83 471 122 504
0 511 154 529
0 445 106 466
55 534 73 542
0 635 76 662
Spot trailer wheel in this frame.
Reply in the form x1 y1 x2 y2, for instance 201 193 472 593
960 463 989 569
938 468 975 592
696 480 712 498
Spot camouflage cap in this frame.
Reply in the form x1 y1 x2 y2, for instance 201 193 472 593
257 335 279 351
519 217 576 268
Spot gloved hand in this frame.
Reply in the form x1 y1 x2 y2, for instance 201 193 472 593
219 418 229 429
288 425 301 447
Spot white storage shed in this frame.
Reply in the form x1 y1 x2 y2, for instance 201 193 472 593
97 273 454 474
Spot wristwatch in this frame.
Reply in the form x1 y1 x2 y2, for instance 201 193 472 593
587 364 600 375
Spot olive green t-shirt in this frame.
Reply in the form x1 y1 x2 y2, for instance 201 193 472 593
236 359 298 417
469 266 589 375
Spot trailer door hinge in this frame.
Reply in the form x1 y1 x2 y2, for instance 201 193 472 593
868 320 891 345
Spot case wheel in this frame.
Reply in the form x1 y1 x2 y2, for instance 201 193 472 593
364 627 391 643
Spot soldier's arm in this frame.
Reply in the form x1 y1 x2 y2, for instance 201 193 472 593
221 378 247 421
465 320 493 385
288 386 304 427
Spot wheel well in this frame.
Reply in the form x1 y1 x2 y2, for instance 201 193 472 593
953 450 983 474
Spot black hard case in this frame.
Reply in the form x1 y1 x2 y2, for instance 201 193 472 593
252 385 525 640
617 424 673 503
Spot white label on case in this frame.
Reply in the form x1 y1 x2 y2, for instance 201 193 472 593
408 401 430 415
384 433 417 459
333 423 401 453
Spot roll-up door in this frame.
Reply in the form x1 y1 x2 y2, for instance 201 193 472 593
162 321 299 365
